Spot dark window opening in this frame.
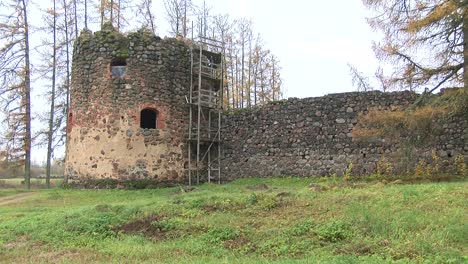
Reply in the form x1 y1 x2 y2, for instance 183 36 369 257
110 57 127 78
140 108 157 129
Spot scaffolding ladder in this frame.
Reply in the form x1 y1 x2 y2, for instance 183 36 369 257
187 37 224 185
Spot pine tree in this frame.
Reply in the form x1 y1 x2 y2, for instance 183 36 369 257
0 0 33 189
363 0 468 92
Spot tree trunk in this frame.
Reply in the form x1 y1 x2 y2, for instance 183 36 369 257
183 0 187 37
463 9 468 90
222 34 229 109
100 0 104 27
147 0 155 33
261 68 265 104
247 34 252 108
110 0 114 25
73 0 78 37
271 57 276 101
253 54 258 106
117 0 121 31
85 0 88 29
235 55 239 108
64 0 71 184
46 0 58 189
241 39 245 108
21 0 31 190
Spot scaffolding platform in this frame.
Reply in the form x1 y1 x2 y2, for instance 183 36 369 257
187 37 224 185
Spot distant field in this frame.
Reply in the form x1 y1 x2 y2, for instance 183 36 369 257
0 177 466 263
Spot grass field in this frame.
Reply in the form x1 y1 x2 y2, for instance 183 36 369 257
0 177 466 263
0 178 63 190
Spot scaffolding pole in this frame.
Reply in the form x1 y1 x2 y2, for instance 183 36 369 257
187 37 224 185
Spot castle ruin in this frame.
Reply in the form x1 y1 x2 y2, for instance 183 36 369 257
64 26 468 186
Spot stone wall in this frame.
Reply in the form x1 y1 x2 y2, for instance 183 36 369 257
65 25 191 183
65 26 467 185
222 91 468 180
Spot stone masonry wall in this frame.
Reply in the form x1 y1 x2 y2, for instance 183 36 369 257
65 25 191 183
65 26 467 185
222 91 468 180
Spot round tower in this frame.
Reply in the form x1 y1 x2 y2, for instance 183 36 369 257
65 24 191 185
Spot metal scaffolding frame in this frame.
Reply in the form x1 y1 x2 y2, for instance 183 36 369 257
187 37 224 185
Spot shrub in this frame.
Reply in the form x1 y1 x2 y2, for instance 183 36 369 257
247 193 259 205
376 156 393 178
205 226 240 243
454 154 467 176
244 193 279 210
287 220 315 236
428 149 441 175
316 221 351 242
343 162 353 181
414 160 427 178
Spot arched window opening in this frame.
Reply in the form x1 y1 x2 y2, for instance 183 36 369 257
140 108 157 129
110 57 127 78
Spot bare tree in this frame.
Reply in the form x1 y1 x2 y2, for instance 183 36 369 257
212 14 232 108
0 0 33 189
73 0 78 37
348 63 372 92
164 0 193 37
268 54 282 101
196 0 210 38
99 0 130 30
136 0 156 33
236 18 252 108
84 0 88 29
251 34 265 106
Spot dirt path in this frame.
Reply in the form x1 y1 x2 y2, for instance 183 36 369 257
0 192 37 206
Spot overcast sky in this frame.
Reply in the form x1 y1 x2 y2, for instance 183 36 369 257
154 0 382 98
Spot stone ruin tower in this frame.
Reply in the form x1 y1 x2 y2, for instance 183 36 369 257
65 24 224 185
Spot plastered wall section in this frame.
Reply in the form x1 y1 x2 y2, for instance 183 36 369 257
65 27 190 183
66 104 184 181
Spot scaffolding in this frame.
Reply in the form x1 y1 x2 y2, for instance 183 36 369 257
187 37 224 185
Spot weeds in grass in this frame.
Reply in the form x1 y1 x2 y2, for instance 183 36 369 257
454 154 467 176
204 226 240 243
343 162 353 181
316 221 352 242
286 220 315 236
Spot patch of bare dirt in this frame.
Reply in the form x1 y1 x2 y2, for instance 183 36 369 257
3 236 31 250
115 215 167 240
224 236 257 253
38 250 82 260
0 192 37 206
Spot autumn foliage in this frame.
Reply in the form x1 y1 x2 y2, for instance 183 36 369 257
353 105 447 143
353 88 467 144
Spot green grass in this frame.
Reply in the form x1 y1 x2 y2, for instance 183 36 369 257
0 177 466 263
0 178 63 190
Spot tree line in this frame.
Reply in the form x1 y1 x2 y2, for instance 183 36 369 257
163 0 284 108
0 0 284 188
